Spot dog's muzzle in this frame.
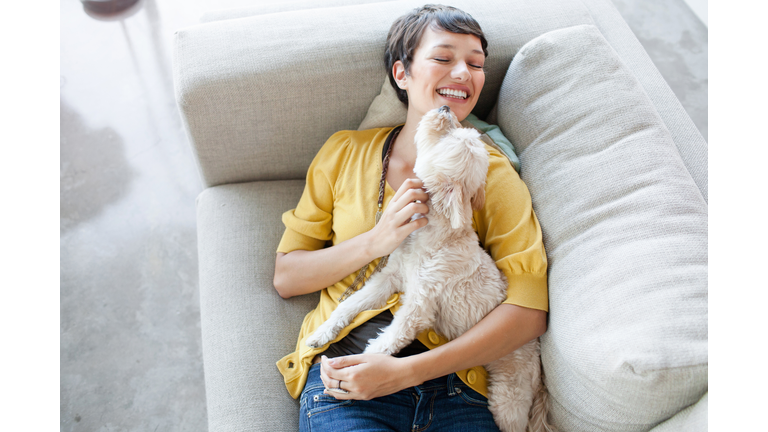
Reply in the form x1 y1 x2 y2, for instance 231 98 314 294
439 105 450 113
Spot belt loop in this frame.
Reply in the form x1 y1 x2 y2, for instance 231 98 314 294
446 373 457 396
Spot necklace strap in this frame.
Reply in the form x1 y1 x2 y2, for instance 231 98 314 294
338 126 401 302
378 126 401 210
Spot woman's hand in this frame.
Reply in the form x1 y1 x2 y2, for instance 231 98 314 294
365 178 430 259
318 305 546 401
273 178 429 298
319 354 417 400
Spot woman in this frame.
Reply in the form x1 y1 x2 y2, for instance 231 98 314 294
273 5 548 431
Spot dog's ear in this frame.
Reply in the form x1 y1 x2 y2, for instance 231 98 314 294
430 173 466 229
471 183 485 211
447 184 465 229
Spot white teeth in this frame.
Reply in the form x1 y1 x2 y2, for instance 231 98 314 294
437 88 467 99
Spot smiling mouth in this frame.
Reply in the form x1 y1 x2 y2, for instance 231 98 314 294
436 88 468 99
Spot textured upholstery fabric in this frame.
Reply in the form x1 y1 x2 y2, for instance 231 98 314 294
200 0 397 23
496 25 708 431
196 181 318 432
176 2 710 431
173 0 595 187
357 77 408 131
575 0 708 201
649 393 708 432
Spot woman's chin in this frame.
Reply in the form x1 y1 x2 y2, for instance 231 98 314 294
434 97 476 119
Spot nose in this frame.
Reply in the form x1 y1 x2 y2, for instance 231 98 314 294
439 105 450 113
451 61 471 82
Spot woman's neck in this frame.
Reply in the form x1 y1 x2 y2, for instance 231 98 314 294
392 109 424 166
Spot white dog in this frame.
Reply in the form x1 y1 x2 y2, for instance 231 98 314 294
306 106 553 432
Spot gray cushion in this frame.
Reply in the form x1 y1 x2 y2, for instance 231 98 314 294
196 180 319 432
496 25 707 431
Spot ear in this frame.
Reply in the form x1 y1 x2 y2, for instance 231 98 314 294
447 184 465 229
393 60 407 89
471 183 485 211
429 173 465 229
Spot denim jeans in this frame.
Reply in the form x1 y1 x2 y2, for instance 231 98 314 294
299 363 501 432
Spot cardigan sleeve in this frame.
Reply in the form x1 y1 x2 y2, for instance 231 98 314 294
276 131 351 254
473 147 549 312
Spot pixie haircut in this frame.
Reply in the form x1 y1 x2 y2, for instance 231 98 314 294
385 4 488 106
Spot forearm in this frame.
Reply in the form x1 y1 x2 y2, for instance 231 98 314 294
273 233 377 298
403 303 547 384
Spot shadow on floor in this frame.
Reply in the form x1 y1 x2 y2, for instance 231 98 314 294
60 99 136 233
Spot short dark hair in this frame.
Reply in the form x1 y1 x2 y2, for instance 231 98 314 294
384 4 488 106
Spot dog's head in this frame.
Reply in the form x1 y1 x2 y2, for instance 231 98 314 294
414 106 489 229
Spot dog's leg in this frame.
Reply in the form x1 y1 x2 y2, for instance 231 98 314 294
305 264 401 349
364 285 436 355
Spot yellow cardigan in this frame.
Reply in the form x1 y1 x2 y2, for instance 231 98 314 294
276 127 548 399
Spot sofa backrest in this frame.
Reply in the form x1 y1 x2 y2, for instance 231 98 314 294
199 0 398 23
174 0 707 200
173 0 599 188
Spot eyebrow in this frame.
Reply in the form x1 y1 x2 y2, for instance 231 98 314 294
432 44 484 55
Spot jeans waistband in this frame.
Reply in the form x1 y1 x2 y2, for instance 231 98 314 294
308 363 462 395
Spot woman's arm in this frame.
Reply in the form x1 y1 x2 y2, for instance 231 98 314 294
273 178 430 298
319 303 546 400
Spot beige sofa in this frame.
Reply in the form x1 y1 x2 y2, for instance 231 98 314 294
172 1 708 431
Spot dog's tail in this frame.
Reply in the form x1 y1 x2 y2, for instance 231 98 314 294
527 370 558 432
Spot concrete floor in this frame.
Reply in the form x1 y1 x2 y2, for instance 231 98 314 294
59 0 707 431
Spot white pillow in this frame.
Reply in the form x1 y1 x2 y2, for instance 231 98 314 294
497 25 708 431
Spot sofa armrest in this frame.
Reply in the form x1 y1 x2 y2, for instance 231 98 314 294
196 181 321 432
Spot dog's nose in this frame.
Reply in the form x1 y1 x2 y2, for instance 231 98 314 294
439 105 450 113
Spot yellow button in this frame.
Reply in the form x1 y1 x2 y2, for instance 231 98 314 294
387 294 399 304
428 331 440 345
467 370 477 384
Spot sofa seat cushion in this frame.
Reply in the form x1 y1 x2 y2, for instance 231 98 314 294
496 25 708 431
196 180 318 432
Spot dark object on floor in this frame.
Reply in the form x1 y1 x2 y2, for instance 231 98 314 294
81 0 139 14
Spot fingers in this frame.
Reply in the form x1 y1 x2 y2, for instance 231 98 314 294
396 186 429 208
389 181 430 227
393 202 429 227
367 178 430 257
391 178 425 202
321 355 356 399
399 214 429 235
319 359 332 388
320 355 346 388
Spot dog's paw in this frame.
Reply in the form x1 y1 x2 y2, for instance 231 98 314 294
305 329 333 348
304 333 323 348
364 338 395 355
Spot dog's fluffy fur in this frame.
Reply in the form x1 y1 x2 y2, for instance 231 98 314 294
306 106 554 432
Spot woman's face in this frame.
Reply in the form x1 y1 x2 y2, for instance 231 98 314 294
395 27 486 122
